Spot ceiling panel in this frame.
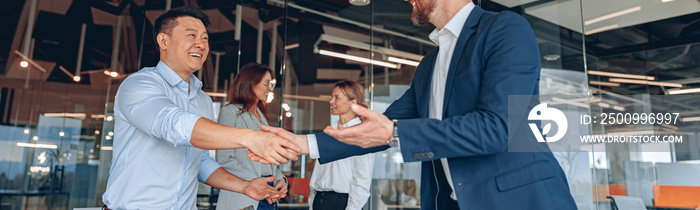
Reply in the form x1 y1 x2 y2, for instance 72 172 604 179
525 0 700 34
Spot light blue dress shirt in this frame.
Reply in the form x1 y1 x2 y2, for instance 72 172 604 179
103 61 221 209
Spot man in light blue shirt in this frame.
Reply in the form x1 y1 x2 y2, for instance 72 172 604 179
103 6 300 209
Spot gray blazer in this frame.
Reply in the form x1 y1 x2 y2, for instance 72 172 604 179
216 103 286 210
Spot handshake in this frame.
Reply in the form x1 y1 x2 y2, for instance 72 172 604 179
245 104 395 165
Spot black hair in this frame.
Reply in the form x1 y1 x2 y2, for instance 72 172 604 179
152 6 210 43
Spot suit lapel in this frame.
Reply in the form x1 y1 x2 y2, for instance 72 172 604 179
419 49 438 117
441 6 485 116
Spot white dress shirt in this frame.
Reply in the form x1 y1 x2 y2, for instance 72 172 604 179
308 117 375 210
307 1 475 203
427 2 475 201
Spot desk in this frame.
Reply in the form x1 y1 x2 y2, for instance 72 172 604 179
386 204 421 210
278 203 309 210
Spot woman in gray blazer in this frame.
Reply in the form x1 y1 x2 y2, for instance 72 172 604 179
216 63 287 210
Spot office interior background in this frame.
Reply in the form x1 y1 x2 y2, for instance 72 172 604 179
1 0 700 209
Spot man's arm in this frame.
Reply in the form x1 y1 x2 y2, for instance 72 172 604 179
191 118 299 165
115 74 300 165
204 168 284 202
323 12 541 162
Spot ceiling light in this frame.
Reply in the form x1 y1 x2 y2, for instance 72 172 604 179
598 103 610 108
552 97 589 108
319 50 398 69
589 80 621 87
73 76 81 82
388 57 420 66
17 142 58 149
319 34 424 61
59 132 65 137
14 50 47 73
609 78 682 88
205 92 226 97
20 60 28 68
282 103 291 111
110 72 119 77
349 0 370 6
24 129 29 134
585 24 620 35
682 116 700 122
285 112 292 117
668 88 700 95
612 105 625 111
543 54 560 61
584 6 641 25
588 70 654 80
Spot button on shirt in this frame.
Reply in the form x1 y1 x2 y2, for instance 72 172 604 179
308 117 374 210
427 2 475 201
103 61 221 209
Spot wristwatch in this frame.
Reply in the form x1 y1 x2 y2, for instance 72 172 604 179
388 119 400 147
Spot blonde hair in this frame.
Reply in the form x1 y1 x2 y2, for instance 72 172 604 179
334 80 368 121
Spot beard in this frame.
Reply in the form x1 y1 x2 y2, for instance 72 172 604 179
410 0 435 26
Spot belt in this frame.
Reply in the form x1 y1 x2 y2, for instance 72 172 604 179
315 191 349 198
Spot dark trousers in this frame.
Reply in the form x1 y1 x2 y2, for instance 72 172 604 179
312 191 349 210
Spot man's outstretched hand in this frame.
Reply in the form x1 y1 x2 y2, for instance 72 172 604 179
244 130 302 165
324 104 393 148
248 126 308 164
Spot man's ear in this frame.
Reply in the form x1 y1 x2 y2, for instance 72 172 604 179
157 33 169 50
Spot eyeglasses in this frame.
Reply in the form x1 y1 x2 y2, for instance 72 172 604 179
263 80 276 90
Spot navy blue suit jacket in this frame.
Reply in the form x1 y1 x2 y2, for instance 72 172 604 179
315 6 577 209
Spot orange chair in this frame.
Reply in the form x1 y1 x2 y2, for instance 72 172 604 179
286 177 311 203
653 185 700 209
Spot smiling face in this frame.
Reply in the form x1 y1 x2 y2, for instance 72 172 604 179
158 16 209 80
329 87 357 116
253 72 273 103
407 0 436 26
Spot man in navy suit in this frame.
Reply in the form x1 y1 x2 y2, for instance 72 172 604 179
253 0 577 209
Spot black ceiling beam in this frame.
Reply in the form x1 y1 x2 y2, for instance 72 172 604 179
73 0 131 16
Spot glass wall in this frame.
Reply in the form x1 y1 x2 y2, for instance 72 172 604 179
583 0 700 209
1 0 699 209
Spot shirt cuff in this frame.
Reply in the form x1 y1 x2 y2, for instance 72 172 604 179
182 115 203 147
197 151 221 182
307 134 320 159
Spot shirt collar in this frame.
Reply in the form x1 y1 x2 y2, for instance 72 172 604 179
155 61 203 91
428 2 476 45
343 117 362 128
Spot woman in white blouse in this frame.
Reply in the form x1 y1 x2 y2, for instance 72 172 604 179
308 80 375 210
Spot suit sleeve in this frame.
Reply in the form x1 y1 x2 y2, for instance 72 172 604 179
383 81 420 120
398 12 541 162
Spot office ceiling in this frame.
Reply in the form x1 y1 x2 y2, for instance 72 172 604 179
1 0 700 96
